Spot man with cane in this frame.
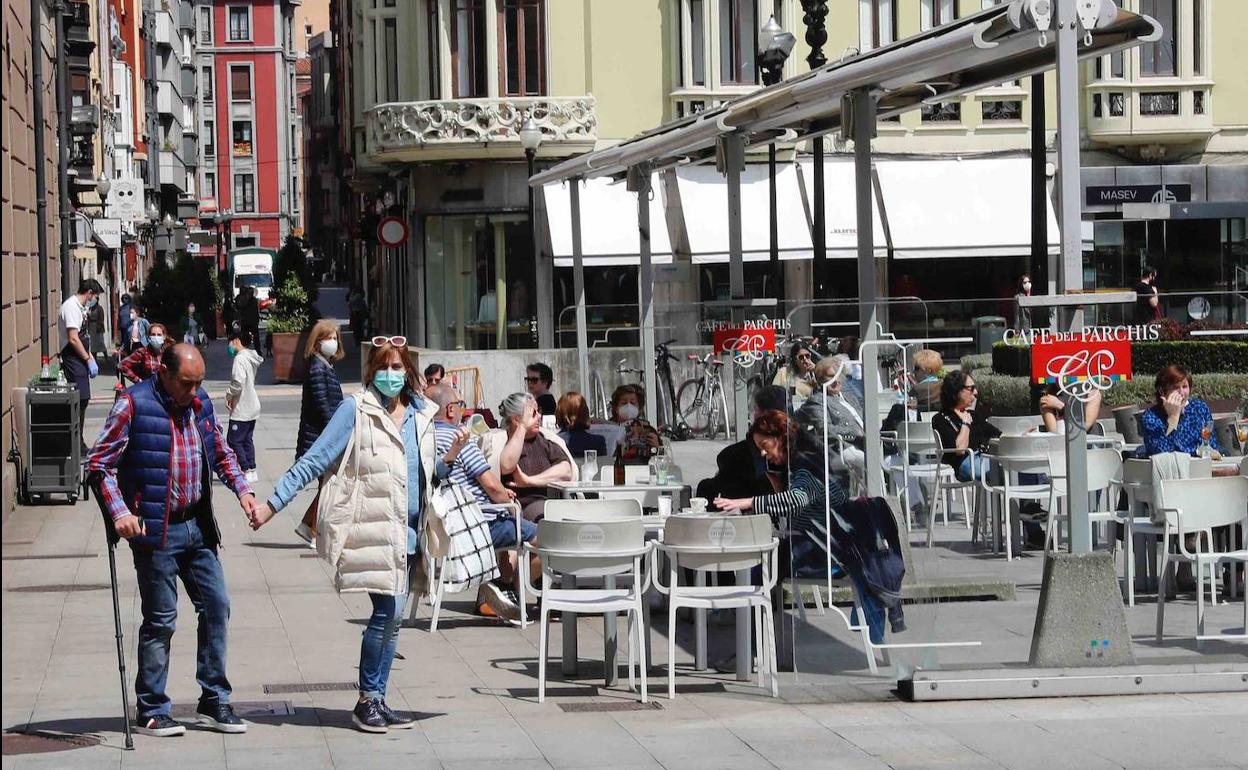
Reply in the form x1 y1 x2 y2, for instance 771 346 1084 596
86 344 257 737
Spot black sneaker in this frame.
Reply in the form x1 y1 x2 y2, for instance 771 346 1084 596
376 700 416 729
196 702 247 733
352 698 388 734
135 714 186 737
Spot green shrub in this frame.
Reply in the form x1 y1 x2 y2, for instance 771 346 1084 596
959 353 992 374
973 372 1248 415
991 339 1248 376
266 274 311 334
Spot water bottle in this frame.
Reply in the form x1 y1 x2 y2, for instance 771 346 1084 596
39 356 51 381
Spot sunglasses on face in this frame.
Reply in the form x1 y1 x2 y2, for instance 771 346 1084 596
962 385 978 393
524 376 541 383
371 335 407 347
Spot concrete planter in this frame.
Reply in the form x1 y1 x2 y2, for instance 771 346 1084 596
270 331 308 383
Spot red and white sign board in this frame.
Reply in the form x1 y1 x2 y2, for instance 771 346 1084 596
713 325 777 360
1031 334 1132 396
377 216 408 247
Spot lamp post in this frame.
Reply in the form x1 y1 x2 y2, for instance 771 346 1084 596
519 115 543 346
757 16 795 300
95 174 112 199
801 1 830 301
213 208 233 271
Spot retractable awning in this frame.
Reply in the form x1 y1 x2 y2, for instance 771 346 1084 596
674 164 812 263
876 156 1059 259
541 175 672 267
796 159 887 258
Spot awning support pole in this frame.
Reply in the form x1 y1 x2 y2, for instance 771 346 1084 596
1056 0 1090 554
812 139 826 299
570 179 589 397
634 166 658 426
724 132 749 443
1030 72 1047 290
853 89 884 497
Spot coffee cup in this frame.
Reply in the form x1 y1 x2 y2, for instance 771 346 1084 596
689 497 708 513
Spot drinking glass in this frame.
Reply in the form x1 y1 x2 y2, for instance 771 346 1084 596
582 450 598 484
1237 422 1248 450
655 454 671 485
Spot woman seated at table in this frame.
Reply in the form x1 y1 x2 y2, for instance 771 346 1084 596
910 349 944 413
555 391 607 459
931 371 1000 481
609 384 660 463
1038 385 1102 434
713 410 848 577
796 355 865 477
1139 364 1222 457
772 340 819 399
497 393 574 522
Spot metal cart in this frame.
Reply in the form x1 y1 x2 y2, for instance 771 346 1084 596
11 380 82 504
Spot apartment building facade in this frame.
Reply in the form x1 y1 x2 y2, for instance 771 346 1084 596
333 0 1247 350
195 0 303 262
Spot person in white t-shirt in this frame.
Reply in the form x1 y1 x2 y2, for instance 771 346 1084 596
59 279 104 449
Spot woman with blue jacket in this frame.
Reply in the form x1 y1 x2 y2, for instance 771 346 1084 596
294 320 345 544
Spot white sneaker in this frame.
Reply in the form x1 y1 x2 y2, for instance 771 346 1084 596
294 522 315 545
479 581 521 622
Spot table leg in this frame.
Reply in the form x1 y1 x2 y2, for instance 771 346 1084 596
694 571 707 671
735 568 751 682
604 575 618 687
561 574 578 677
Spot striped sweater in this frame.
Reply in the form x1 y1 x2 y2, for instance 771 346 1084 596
753 464 848 535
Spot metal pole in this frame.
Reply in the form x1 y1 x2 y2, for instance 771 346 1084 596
724 132 749 444
530 150 553 348
32 0 52 359
570 179 589 397
853 89 884 497
636 168 658 424
55 0 72 302
768 142 780 299
1030 73 1047 287
1055 0 1089 553
812 139 826 298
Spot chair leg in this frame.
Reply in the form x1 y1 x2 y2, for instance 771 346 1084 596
1004 498 1014 562
811 584 826 616
1196 558 1206 648
626 612 636 692
961 487 972 529
635 605 648 704
1124 519 1136 607
518 549 528 630
430 562 446 633
764 601 779 698
1155 543 1169 643
668 600 678 700
792 579 808 622
753 605 765 689
538 606 550 703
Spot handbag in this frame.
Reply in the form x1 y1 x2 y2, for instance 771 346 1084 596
315 396 362 568
428 481 499 593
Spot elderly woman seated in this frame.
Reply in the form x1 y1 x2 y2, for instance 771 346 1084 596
910 349 943 412
796 355 865 479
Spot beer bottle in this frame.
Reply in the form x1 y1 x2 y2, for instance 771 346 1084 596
613 444 626 486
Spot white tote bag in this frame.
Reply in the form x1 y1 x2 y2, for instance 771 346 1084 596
428 481 499 593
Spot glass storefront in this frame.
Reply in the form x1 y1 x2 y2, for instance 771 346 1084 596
424 213 537 350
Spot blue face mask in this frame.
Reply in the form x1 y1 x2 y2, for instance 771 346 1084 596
226 344 237 357
373 370 406 398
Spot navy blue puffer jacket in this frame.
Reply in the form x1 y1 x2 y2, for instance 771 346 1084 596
296 355 344 457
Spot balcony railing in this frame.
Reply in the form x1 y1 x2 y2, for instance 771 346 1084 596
1086 80 1214 144
365 96 597 159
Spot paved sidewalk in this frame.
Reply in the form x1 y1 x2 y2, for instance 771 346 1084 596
3 373 1247 769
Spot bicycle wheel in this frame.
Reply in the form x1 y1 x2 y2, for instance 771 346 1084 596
677 378 710 435
710 382 731 439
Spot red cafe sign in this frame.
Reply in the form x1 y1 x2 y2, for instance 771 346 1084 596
711 324 778 363
1031 331 1133 391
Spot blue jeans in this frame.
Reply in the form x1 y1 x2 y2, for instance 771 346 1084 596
360 592 406 699
131 518 231 718
488 514 538 548
956 454 991 483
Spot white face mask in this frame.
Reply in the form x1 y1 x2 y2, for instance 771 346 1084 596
617 403 640 422
1022 281 1032 292
149 335 165 348
319 339 338 358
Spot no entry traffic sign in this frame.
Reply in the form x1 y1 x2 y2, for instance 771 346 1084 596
377 216 408 247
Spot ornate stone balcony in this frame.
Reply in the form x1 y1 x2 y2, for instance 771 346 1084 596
365 96 597 161
1086 80 1215 146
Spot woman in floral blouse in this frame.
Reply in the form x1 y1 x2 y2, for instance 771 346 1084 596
1139 364 1223 457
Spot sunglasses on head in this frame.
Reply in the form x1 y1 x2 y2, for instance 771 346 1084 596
371 335 407 347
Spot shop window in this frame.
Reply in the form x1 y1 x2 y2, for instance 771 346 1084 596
718 0 758 85
233 173 256 213
500 0 545 96
451 0 488 98
232 120 253 156
230 66 251 101
227 5 251 41
1139 0 1176 77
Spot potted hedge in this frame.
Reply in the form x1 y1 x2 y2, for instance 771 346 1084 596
266 274 311 383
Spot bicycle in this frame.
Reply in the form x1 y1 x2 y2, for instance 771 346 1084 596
676 352 730 439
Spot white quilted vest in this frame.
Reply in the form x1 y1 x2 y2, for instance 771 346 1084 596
323 390 437 595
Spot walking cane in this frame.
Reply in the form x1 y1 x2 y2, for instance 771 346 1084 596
86 472 135 750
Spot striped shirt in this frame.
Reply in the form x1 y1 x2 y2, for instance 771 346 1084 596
86 388 252 522
434 421 492 505
753 464 848 536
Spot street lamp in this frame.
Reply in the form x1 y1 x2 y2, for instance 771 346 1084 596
757 15 794 299
213 208 232 270
520 114 543 344
95 173 111 199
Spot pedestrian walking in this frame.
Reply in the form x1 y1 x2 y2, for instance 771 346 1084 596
86 296 107 362
126 303 151 354
117 293 134 351
84 343 258 737
249 336 449 734
59 279 104 450
181 302 204 346
117 323 171 383
292 320 345 545
1135 265 1162 325
225 328 263 483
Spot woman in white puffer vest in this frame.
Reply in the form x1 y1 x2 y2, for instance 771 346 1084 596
250 337 469 734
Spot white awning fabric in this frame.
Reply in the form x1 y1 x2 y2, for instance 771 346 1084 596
542 175 673 267
875 157 1059 259
674 164 813 264
796 159 888 258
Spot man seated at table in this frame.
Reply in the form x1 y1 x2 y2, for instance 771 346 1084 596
496 393 574 522
429 384 537 621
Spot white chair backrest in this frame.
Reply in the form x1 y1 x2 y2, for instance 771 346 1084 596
1122 458 1153 487
1155 476 1248 532
1086 448 1123 493
544 498 642 522
1240 454 1248 476
662 514 773 573
988 415 1043 435
995 434 1061 475
536 518 646 577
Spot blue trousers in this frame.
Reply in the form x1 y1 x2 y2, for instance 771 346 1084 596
360 592 406 699
131 518 231 718
227 419 256 471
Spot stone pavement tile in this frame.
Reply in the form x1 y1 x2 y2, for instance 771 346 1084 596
222 745 336 770
1032 716 1238 769
10 748 120 770
798 701 921 729
520 721 661 769
939 719 1123 770
325 737 445 768
420 717 532 746
729 726 890 770
892 698 1017 725
829 723 1002 768
439 760 555 770
429 734 546 763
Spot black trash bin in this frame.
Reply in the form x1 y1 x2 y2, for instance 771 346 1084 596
972 315 1007 355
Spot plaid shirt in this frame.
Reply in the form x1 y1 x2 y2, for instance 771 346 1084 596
86 385 252 522
117 346 161 383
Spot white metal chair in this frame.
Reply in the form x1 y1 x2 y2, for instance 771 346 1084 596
1055 448 1122 553
525 517 652 702
883 421 948 531
651 514 779 698
979 434 1065 561
926 432 978 547
987 415 1043 435
1154 475 1248 645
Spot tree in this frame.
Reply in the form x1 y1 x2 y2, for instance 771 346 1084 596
266 273 311 334
274 235 317 304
